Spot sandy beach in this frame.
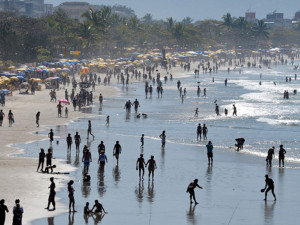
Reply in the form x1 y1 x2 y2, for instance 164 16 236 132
1 56 299 225
0 73 119 224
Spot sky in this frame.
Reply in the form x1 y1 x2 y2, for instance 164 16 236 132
48 0 299 21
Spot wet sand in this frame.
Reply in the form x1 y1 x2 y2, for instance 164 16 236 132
1 56 299 225
0 63 191 224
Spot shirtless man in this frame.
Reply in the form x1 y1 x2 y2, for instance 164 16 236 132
136 154 146 179
113 141 122 165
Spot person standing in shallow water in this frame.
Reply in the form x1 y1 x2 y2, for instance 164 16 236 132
145 155 157 180
136 154 146 179
159 130 166 148
186 179 203 204
262 175 276 201
196 123 202 141
66 133 72 151
45 177 56 211
68 180 77 212
278 145 286 167
232 104 237 116
48 129 54 144
266 147 275 167
74 131 81 151
202 124 208 140
206 141 213 165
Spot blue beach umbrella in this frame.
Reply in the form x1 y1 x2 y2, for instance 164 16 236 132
0 89 10 94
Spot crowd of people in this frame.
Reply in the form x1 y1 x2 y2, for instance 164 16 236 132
0 53 298 224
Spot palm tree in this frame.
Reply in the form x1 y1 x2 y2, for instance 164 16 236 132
252 20 269 40
166 17 175 30
222 13 233 27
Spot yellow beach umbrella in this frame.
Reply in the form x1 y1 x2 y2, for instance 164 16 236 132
8 66 16 70
16 68 26 71
9 76 19 81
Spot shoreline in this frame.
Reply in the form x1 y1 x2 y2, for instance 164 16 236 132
0 75 119 225
1 57 297 224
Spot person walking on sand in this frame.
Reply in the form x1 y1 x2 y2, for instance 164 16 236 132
186 179 203 204
87 120 95 140
0 109 4 127
36 111 40 127
99 94 103 106
159 130 166 148
57 102 63 117
45 177 56 211
98 141 105 154
140 134 144 147
68 180 77 212
36 148 46 172
98 150 108 170
206 141 213 165
66 133 72 151
146 155 157 180
12 199 23 225
8 110 14 127
197 124 202 141
136 154 146 179
48 129 54 144
82 146 92 173
113 141 122 165
133 99 140 113
74 132 81 151
266 147 275 167
262 175 276 201
279 145 286 167
0 199 9 225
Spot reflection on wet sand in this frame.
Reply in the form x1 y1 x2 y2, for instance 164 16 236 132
160 147 165 171
205 165 212 183
83 213 105 225
147 181 155 203
264 201 276 225
135 180 144 203
113 165 121 183
91 213 105 225
81 179 91 198
67 150 71 164
97 167 106 197
68 212 75 225
47 217 54 225
74 151 80 167
186 204 197 225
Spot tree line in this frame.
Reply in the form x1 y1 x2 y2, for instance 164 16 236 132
0 9 300 63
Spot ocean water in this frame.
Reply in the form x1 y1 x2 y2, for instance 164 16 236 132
16 60 300 225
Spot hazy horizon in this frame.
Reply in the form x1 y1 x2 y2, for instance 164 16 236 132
46 0 299 21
